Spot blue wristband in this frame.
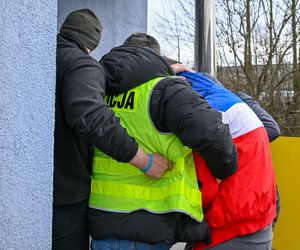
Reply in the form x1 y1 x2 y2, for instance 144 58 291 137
141 154 153 173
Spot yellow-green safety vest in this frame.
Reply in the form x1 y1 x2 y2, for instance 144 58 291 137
89 77 204 222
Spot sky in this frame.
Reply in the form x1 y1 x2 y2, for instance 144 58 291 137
147 0 195 66
147 0 295 67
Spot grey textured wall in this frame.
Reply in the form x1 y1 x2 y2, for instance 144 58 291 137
58 0 148 60
0 1 147 248
0 0 57 249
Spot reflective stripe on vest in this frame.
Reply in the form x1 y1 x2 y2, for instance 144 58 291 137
89 77 204 222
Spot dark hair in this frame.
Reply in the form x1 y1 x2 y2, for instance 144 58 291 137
123 32 161 55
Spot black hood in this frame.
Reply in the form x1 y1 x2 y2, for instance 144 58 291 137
100 45 175 94
58 32 89 55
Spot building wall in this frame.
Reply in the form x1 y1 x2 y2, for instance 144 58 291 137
0 0 57 249
58 0 148 60
0 1 147 249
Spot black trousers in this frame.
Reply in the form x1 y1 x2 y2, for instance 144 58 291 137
52 199 89 250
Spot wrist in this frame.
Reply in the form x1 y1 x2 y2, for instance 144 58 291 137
129 146 149 169
140 154 153 173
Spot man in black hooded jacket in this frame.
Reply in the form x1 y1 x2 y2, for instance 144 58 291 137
54 10 171 250
88 34 238 248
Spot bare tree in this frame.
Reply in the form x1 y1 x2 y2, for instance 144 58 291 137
289 0 300 134
150 0 300 135
149 0 194 63
215 0 300 135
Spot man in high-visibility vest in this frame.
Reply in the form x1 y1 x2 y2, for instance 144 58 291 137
88 33 238 250
128 34 277 250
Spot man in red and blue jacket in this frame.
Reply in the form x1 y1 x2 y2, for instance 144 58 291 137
180 71 277 249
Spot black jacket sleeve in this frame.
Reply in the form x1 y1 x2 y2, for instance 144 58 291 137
61 55 138 162
150 77 238 179
236 91 281 142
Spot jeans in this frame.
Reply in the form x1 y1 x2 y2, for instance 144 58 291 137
52 199 89 250
207 224 273 250
91 239 172 250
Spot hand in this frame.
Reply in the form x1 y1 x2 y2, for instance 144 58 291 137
129 147 171 179
177 76 186 81
144 153 172 179
129 147 172 179
171 63 195 74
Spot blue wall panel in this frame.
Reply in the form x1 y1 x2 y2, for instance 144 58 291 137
0 1 147 248
58 0 148 60
0 0 57 249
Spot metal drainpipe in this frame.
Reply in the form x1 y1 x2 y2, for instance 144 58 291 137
194 0 216 76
